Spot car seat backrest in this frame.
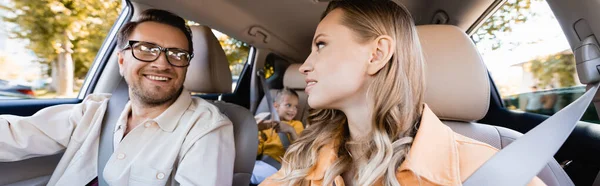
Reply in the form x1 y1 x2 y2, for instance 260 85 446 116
185 25 257 186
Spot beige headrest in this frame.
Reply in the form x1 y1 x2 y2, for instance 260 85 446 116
184 25 232 93
283 63 306 89
418 25 490 122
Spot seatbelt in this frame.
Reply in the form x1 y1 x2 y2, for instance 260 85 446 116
593 170 600 186
463 82 600 186
256 70 291 148
98 80 129 186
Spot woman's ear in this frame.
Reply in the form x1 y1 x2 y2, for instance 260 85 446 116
367 35 395 75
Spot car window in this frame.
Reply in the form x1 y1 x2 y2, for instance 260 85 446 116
214 30 250 92
472 0 599 123
0 0 123 100
264 57 275 79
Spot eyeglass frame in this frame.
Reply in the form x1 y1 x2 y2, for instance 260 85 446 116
121 40 194 67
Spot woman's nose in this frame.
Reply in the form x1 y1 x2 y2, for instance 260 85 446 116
299 57 313 75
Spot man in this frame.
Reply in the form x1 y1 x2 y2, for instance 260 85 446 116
0 9 234 186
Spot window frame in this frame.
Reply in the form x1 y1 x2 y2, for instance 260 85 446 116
77 1 134 100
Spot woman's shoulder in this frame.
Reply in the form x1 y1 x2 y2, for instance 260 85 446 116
451 132 498 176
450 132 546 186
453 132 499 154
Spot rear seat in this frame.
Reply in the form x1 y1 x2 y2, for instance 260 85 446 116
256 64 309 125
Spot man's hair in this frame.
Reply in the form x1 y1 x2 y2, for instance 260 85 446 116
117 9 193 53
275 87 299 103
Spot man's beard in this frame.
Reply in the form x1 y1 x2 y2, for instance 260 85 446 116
129 81 183 107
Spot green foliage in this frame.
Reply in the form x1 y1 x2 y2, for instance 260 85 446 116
264 62 274 79
473 0 578 90
218 36 249 76
529 52 576 88
1 0 121 79
220 37 250 66
472 0 538 50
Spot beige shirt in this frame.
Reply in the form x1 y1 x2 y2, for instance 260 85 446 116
0 90 235 186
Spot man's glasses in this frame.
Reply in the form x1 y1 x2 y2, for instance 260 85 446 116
122 40 193 67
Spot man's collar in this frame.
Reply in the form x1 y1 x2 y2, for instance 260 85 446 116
118 89 192 132
152 89 192 132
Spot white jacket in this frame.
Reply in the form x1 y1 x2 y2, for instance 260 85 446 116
0 90 235 186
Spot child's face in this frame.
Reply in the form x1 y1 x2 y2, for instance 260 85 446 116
275 94 299 121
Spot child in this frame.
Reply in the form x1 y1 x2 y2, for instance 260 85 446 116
251 87 304 184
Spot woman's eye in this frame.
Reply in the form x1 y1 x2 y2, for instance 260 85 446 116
316 42 325 50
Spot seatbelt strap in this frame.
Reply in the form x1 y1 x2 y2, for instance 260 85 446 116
260 155 282 170
256 70 291 148
593 169 600 186
98 80 129 186
463 82 600 186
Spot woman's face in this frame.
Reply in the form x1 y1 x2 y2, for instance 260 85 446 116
300 9 373 110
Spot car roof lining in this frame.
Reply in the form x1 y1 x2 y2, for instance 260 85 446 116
130 0 500 62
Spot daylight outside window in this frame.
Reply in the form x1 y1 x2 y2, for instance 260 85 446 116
0 0 122 99
472 0 598 123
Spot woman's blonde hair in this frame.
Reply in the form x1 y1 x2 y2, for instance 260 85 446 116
277 0 425 185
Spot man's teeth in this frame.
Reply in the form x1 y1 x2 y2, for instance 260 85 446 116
147 75 169 81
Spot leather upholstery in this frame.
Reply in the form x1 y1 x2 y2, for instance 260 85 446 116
418 25 490 122
184 25 232 93
283 64 306 89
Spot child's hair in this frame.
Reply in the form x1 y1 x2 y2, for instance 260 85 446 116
275 87 299 103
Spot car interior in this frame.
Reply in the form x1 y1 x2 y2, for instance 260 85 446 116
0 0 600 185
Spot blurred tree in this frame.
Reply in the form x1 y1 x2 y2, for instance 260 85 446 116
218 35 249 76
472 0 538 51
529 52 576 88
473 0 578 90
0 54 22 80
1 0 121 96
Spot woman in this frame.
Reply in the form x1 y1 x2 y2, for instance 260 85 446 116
261 0 546 185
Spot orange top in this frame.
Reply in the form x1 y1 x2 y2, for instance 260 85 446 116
261 105 546 186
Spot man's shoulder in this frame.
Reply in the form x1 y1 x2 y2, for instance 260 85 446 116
188 97 232 127
179 97 234 151
83 93 112 103
77 93 112 112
